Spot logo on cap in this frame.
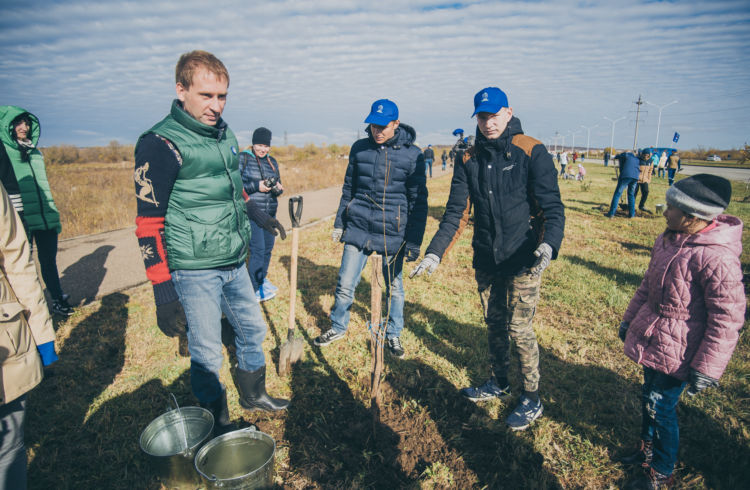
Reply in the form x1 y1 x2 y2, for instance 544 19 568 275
481 92 489 102
377 105 383 113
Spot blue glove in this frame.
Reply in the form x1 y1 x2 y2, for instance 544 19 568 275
37 341 59 366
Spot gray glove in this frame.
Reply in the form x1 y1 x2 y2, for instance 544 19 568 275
687 368 719 396
409 253 440 278
332 228 343 242
529 243 553 276
618 321 629 342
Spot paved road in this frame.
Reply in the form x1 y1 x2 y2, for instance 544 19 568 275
581 158 750 181
56 164 452 307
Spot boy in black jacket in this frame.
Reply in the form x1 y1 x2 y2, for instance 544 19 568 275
412 87 565 430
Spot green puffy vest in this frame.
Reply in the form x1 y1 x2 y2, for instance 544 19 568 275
144 101 251 270
0 106 61 233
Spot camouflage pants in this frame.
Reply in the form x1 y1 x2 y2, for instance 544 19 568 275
476 268 542 393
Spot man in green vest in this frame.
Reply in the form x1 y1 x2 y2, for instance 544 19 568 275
134 51 289 434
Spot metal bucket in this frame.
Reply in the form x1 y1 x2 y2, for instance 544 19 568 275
139 406 214 487
194 427 276 489
655 203 665 214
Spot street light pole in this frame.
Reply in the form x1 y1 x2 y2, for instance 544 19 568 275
645 99 678 148
581 124 598 158
568 129 581 153
603 115 626 154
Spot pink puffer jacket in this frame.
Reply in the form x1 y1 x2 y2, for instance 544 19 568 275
623 214 745 381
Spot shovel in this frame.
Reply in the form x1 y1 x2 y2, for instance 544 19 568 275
279 196 305 376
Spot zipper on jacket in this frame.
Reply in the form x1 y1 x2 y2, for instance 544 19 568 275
217 136 249 249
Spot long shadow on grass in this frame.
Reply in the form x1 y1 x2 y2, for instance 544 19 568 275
59 244 114 306
566 255 643 288
277 255 409 486
405 295 748 487
389 302 559 488
26 292 130 489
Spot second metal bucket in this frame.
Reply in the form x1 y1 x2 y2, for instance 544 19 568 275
139 406 214 487
194 427 276 489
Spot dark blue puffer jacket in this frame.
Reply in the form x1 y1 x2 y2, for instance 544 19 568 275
334 123 428 255
239 150 281 216
616 152 641 180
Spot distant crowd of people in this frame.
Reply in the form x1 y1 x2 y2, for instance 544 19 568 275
0 50 743 490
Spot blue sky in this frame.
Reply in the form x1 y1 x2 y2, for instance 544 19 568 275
2 0 749 151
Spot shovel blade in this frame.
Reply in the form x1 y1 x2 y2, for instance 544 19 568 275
278 338 304 376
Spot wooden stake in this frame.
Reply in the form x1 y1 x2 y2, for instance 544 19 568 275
369 254 384 430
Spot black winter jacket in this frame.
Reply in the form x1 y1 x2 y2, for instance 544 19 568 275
239 150 281 216
334 123 428 255
425 117 564 270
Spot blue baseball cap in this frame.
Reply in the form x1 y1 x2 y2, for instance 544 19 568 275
365 99 399 126
472 87 509 116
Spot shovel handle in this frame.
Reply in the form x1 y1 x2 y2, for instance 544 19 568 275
288 196 303 228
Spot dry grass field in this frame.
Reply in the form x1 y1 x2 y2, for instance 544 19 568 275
48 144 356 239
25 162 750 488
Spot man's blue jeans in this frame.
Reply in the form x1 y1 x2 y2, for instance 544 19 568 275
425 159 433 177
640 367 687 476
172 264 267 404
607 177 637 217
668 168 677 186
248 221 276 291
330 244 405 339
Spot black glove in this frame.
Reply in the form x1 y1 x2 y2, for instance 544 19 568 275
261 215 287 240
687 368 719 396
405 243 420 262
156 300 187 337
245 200 287 240
618 321 629 342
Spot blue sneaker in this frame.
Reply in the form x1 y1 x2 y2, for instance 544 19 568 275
461 379 512 402
505 395 543 431
255 287 276 302
262 279 278 294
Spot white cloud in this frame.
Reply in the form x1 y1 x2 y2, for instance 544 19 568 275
1 0 748 149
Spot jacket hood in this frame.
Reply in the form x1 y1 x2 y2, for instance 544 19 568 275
0 105 41 149
667 214 743 257
365 122 417 147
475 116 524 149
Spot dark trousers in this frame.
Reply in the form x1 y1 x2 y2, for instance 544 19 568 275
247 221 276 291
475 267 542 393
30 229 64 301
668 168 677 186
633 182 649 210
0 395 27 490
640 367 686 476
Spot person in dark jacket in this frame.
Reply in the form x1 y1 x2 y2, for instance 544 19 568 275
314 99 428 359
411 87 565 431
133 51 289 435
0 106 74 316
606 151 641 218
424 144 434 178
441 150 448 171
239 127 283 301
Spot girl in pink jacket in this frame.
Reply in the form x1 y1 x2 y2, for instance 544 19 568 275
617 174 745 489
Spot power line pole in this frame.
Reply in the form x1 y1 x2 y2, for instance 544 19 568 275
284 131 288 146
632 94 645 151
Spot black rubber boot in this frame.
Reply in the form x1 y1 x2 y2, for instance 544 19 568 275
200 389 236 436
236 365 289 412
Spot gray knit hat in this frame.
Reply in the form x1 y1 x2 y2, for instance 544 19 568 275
665 173 731 220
